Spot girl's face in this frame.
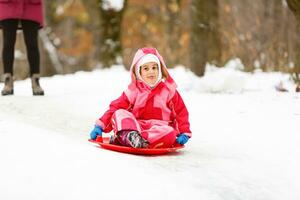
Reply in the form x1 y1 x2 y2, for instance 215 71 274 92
140 62 159 86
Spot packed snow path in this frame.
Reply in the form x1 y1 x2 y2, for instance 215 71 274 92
1 68 300 200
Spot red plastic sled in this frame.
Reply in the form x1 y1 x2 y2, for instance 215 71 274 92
89 136 184 155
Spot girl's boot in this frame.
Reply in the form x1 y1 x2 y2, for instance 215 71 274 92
1 73 14 95
31 74 44 96
111 130 149 148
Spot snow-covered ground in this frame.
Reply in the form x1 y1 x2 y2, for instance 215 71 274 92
0 63 300 200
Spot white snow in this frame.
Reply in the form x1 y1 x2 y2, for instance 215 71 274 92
1 62 300 200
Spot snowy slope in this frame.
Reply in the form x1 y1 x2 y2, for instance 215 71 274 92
0 65 300 200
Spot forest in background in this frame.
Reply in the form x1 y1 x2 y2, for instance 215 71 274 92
1 0 300 83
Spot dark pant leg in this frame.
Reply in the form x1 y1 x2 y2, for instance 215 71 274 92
1 19 18 75
21 19 40 76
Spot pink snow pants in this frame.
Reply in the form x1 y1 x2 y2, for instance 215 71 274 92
111 109 177 148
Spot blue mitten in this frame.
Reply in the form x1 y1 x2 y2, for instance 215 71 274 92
176 133 190 145
90 125 103 140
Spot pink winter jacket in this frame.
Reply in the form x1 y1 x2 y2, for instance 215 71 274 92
0 0 44 28
96 47 192 137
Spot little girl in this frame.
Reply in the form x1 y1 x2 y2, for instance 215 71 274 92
90 47 192 148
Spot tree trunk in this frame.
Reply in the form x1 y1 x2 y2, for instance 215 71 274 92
40 0 62 76
99 0 128 67
82 0 102 67
189 0 220 77
260 0 284 72
83 0 128 68
39 30 64 74
273 0 284 71
286 0 300 81
164 0 182 67
286 0 300 21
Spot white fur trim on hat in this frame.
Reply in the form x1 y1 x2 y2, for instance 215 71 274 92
135 54 162 88
136 54 161 69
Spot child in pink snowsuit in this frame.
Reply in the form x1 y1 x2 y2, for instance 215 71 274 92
90 47 192 148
